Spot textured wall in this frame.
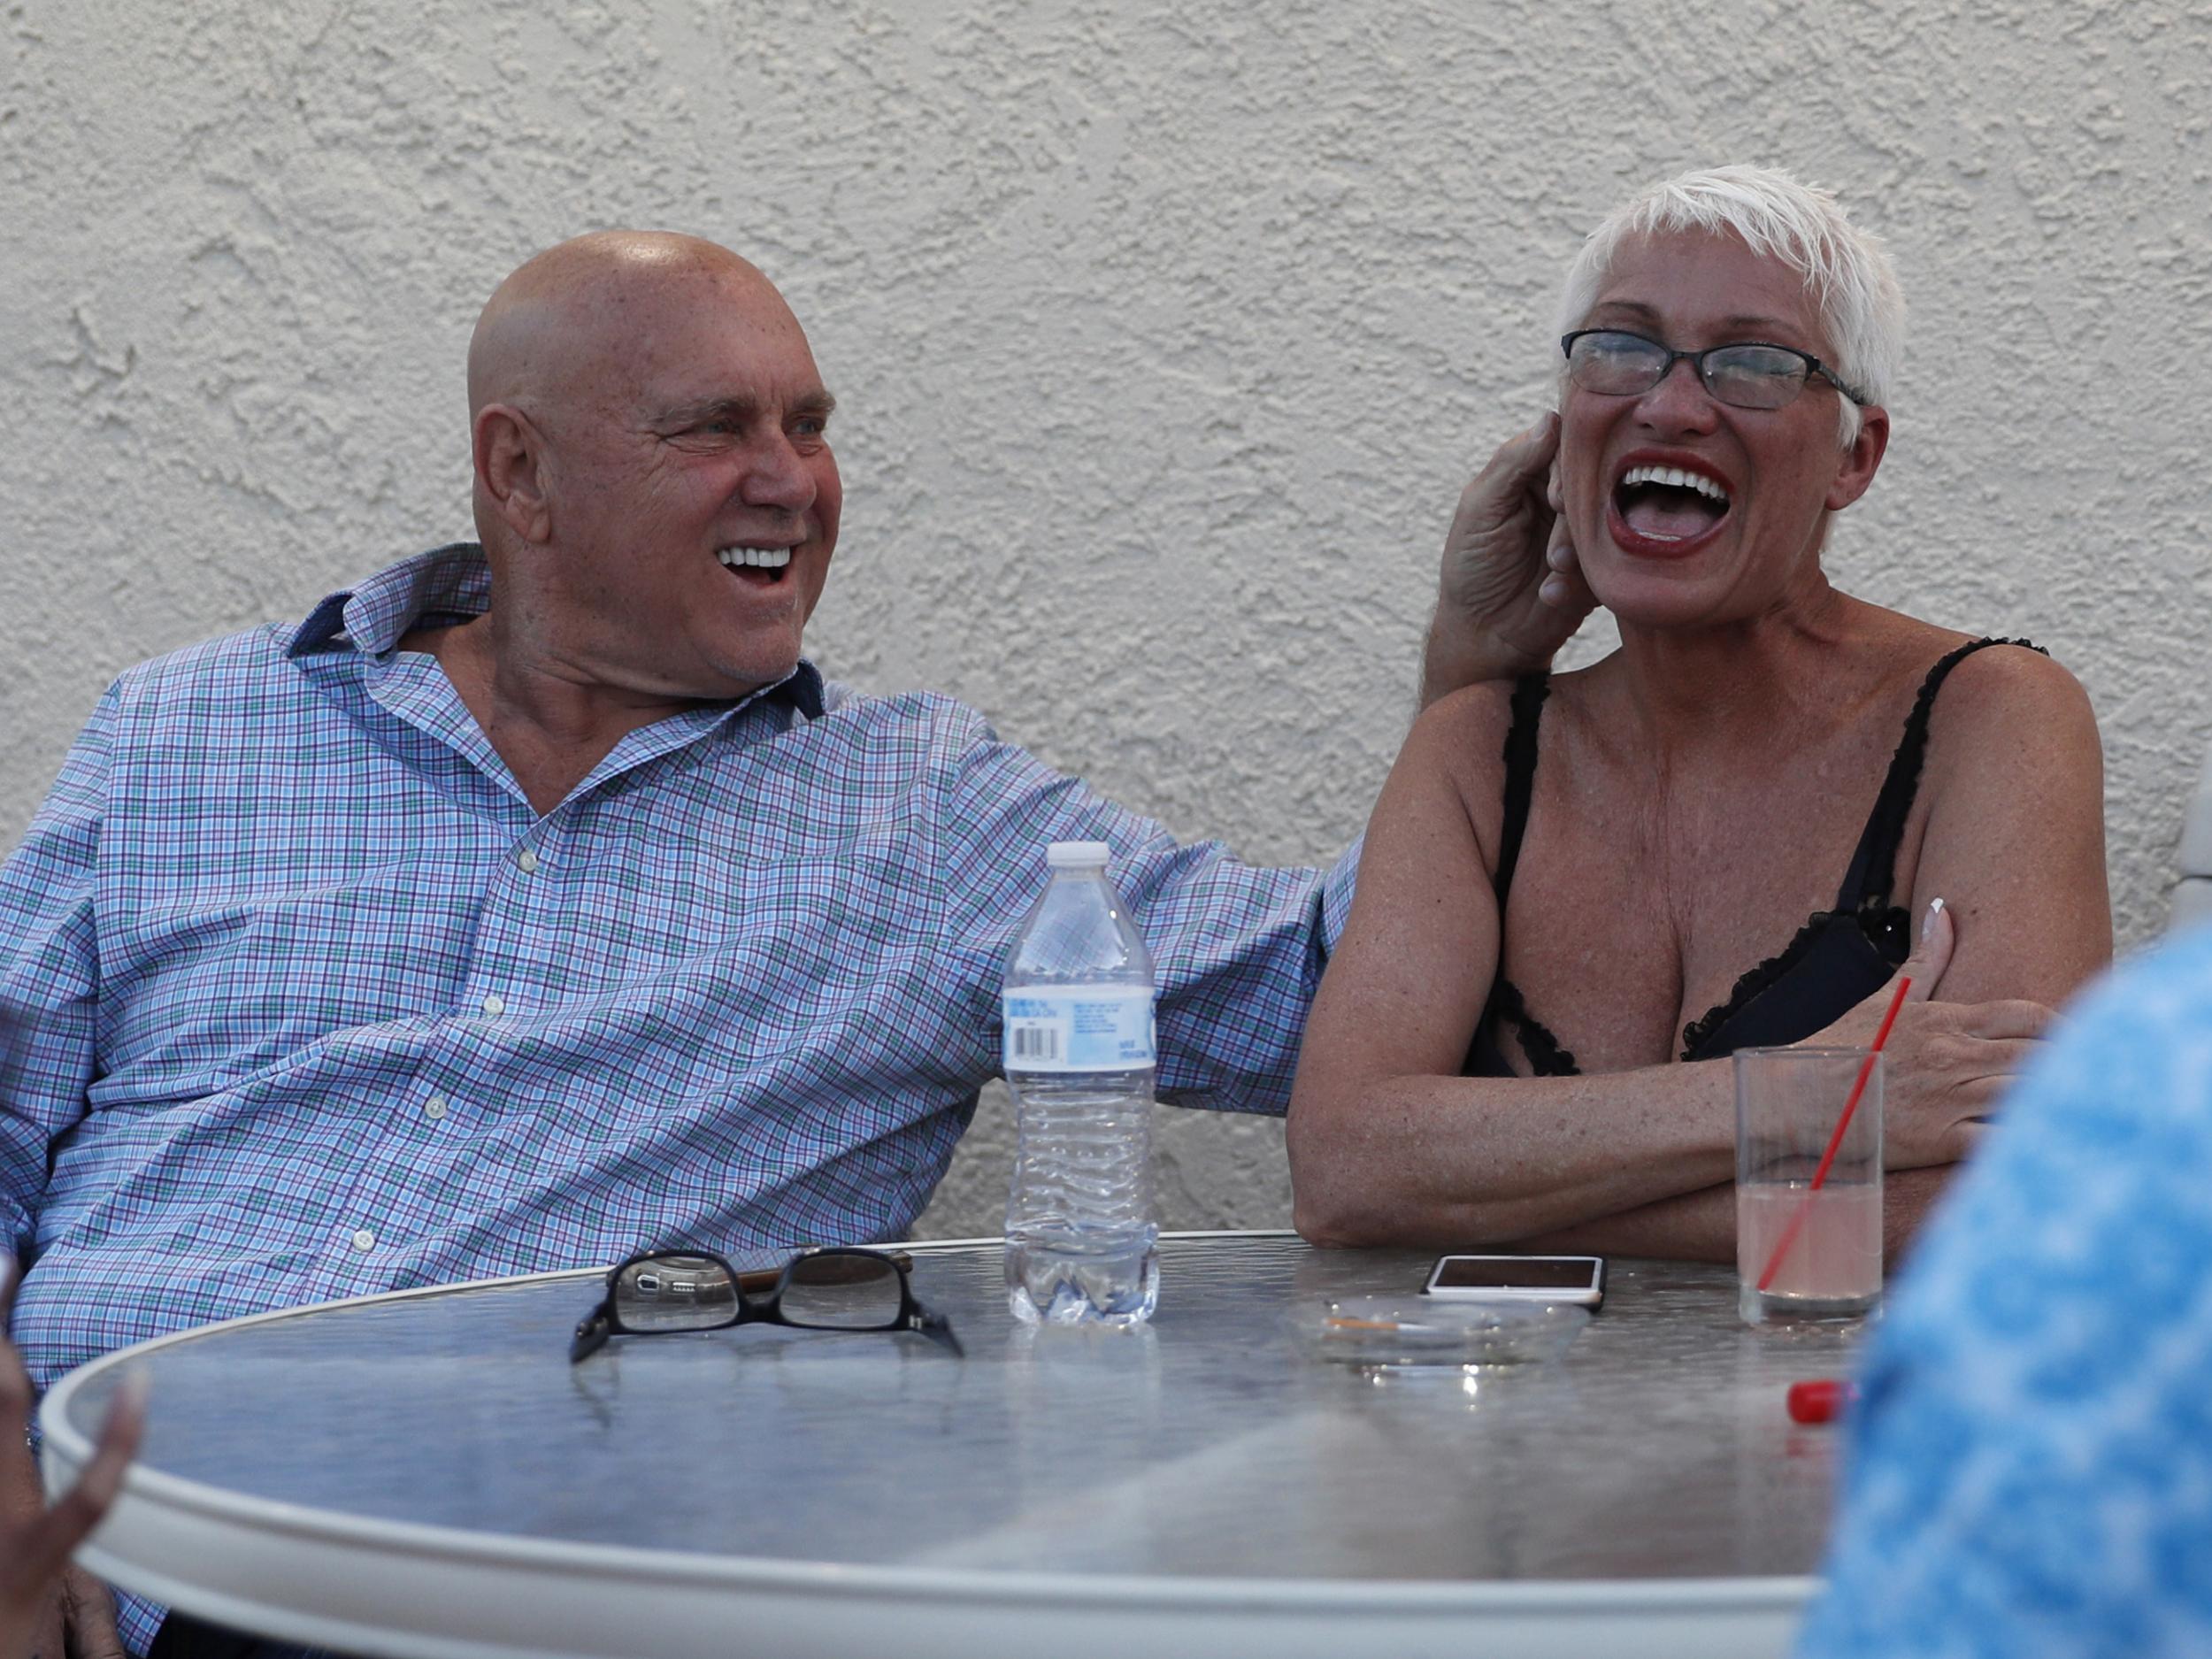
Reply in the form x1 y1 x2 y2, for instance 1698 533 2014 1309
3 0 2206 1241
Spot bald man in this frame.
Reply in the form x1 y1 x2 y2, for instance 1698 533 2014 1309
0 233 1570 1655
425 235 846 810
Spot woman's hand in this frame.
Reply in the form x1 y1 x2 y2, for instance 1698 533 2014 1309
1816 901 2055 1171
2 1257 144 1659
1420 412 1598 705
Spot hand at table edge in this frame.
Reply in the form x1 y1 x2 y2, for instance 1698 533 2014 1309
1 1256 144 1659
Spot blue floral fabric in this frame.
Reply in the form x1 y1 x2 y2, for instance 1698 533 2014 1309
1798 925 2212 1657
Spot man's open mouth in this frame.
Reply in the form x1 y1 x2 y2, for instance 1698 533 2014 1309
1611 462 1732 549
716 544 796 587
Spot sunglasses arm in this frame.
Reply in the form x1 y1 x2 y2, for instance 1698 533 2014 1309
910 1308 964 1358
570 1305 613 1364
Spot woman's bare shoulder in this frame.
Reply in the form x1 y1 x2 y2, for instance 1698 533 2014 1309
1410 678 1526 780
1847 605 2090 734
1940 633 2088 695
1393 680 1532 875
1925 635 2098 752
1906 630 2103 860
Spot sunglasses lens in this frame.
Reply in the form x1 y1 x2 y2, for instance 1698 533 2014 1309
615 1254 740 1332
780 1252 904 1329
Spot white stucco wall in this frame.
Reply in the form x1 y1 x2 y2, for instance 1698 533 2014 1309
4 0 2205 1240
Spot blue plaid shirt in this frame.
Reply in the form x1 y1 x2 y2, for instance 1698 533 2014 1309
2 542 1351 1370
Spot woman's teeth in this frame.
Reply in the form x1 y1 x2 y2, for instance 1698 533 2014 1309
717 546 793 570
1619 465 1730 505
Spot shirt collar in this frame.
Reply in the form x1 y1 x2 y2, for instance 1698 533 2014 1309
286 542 826 721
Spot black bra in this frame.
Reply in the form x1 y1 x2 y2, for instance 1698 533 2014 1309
1465 638 2043 1077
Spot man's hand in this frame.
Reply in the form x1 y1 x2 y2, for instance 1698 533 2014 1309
1419 412 1598 707
2 1259 142 1659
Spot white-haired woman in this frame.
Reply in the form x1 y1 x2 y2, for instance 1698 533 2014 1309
1289 165 2110 1259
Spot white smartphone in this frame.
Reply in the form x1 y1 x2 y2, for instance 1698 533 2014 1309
1423 1255 1605 1307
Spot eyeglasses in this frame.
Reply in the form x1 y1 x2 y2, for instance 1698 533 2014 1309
569 1245 963 1363
1561 329 1868 411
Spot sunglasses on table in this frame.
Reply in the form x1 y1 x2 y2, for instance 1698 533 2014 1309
1561 328 1870 411
570 1245 964 1363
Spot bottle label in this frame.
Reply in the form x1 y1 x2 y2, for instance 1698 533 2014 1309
1002 987 1156 1072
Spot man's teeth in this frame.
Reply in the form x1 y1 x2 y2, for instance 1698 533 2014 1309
716 547 794 570
1620 465 1730 505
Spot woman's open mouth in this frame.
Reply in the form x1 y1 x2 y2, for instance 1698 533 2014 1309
1608 461 1732 558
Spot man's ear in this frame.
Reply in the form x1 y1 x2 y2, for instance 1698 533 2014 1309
474 404 553 543
1825 404 1889 512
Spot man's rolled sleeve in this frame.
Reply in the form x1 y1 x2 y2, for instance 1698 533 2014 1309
0 687 114 1265
941 726 1351 1117
1318 833 1362 958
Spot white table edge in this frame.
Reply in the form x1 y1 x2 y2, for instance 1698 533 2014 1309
40 1233 1823 1659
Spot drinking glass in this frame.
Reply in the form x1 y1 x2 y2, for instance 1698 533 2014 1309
1734 1046 1883 1325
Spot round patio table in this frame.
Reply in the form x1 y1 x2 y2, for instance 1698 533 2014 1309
41 1232 1858 1658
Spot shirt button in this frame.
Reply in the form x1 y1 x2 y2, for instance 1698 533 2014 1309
516 848 539 874
350 1229 376 1252
482 994 505 1017
424 1094 449 1122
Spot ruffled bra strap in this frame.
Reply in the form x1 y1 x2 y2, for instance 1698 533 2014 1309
1492 978 1579 1076
1493 672 1551 907
1834 637 2047 912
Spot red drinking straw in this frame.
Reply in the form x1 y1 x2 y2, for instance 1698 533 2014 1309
1753 976 1911 1294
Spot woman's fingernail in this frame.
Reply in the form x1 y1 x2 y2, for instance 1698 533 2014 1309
1922 896 1946 942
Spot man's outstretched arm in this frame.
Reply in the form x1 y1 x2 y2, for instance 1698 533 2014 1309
937 726 1353 1118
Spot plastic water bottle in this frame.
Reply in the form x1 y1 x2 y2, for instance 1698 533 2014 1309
1002 841 1159 1325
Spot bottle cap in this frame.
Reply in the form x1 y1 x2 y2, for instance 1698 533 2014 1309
1045 841 1112 868
1785 1379 1857 1424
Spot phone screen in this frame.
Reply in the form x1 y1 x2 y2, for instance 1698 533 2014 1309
1429 1257 1601 1291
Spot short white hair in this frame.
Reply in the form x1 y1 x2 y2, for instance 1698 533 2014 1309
1554 165 1903 445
